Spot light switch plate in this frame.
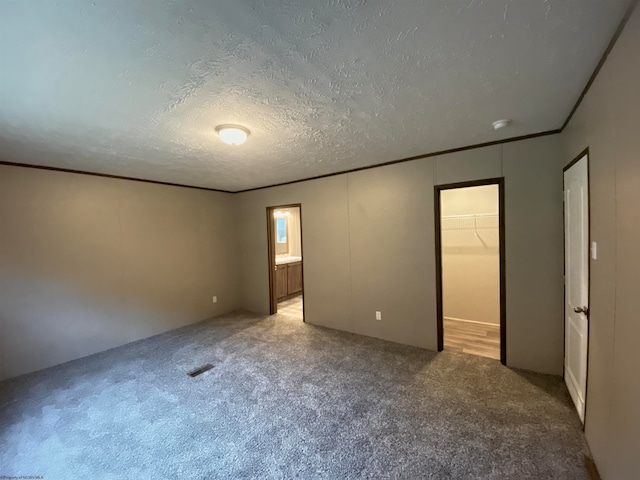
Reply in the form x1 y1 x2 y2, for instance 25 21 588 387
375 311 382 321
591 242 597 260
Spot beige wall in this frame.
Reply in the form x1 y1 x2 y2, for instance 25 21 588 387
441 185 500 325
239 175 356 334
561 6 640 479
238 135 564 374
0 165 240 381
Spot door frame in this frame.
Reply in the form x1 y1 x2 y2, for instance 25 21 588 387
562 147 591 427
434 177 507 365
266 203 305 320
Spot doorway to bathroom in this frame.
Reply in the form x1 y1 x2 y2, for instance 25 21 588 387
435 179 506 364
267 204 305 321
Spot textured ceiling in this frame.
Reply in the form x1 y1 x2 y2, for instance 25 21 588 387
0 0 632 191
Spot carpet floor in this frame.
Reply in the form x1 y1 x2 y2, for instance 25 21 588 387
1 311 588 479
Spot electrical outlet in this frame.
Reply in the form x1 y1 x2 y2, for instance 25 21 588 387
375 311 382 321
212 296 217 304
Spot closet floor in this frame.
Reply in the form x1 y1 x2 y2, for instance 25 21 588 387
444 318 500 360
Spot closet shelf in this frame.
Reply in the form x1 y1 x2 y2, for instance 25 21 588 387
441 213 499 228
440 213 499 247
441 213 498 219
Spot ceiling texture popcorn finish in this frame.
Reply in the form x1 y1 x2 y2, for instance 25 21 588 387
0 0 633 191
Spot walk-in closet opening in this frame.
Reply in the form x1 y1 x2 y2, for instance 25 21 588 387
435 179 506 364
267 204 305 321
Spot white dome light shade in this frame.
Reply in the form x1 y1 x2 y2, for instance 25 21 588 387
216 125 250 145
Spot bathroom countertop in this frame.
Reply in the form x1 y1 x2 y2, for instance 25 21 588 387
276 255 302 265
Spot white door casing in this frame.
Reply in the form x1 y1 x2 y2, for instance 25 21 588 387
564 154 589 423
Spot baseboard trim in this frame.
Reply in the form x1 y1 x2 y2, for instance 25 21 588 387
444 316 499 327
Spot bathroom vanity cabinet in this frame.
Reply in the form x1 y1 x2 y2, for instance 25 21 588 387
276 260 302 300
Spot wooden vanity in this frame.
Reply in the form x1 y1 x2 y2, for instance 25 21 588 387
275 257 303 301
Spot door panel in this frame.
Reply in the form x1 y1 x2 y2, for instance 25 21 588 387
287 262 303 295
564 155 589 423
276 265 288 299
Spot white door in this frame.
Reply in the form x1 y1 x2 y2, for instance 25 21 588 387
564 155 589 423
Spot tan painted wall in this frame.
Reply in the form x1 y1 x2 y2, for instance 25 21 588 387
238 135 564 374
441 185 500 325
561 6 640 479
239 175 356 334
0 165 240 381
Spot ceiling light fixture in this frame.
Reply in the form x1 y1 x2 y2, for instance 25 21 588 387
215 125 250 145
492 119 511 130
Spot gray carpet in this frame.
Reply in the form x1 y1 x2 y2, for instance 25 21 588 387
1 311 588 479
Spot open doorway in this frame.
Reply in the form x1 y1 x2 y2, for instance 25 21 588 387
435 179 506 364
267 204 305 321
